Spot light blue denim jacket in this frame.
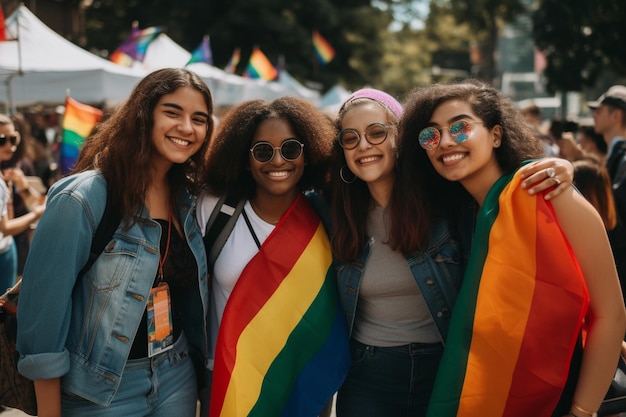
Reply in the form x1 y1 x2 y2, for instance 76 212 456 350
17 170 209 406
336 218 464 345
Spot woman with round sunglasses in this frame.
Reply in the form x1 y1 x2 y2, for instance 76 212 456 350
328 88 577 417
196 96 349 417
0 114 45 293
397 79 625 417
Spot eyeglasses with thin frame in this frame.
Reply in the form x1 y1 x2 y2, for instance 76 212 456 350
338 123 392 150
0 133 20 147
418 120 483 151
250 138 304 163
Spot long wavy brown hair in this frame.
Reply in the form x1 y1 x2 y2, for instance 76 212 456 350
73 68 214 225
329 98 436 263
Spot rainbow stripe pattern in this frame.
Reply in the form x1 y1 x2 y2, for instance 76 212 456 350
186 35 213 66
244 47 278 81
312 31 335 65
426 170 589 417
61 96 102 174
110 25 164 66
224 48 241 74
210 194 350 417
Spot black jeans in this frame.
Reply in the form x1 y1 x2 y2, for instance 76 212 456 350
336 339 443 417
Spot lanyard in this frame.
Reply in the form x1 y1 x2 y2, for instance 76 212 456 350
158 209 172 282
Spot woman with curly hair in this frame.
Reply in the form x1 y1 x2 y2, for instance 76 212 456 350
197 96 349 417
17 68 214 416
398 79 626 417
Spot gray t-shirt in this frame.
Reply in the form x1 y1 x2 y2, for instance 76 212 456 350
352 205 440 346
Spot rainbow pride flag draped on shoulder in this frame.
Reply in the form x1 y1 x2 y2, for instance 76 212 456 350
426 169 589 417
209 194 350 417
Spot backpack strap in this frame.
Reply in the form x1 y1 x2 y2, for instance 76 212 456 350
203 194 245 271
77 190 121 279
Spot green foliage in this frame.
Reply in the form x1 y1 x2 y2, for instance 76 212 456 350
533 0 626 92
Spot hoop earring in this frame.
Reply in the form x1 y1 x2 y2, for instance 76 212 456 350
340 166 356 184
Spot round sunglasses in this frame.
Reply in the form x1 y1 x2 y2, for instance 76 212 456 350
0 133 20 147
418 120 483 151
250 138 304 163
338 123 391 150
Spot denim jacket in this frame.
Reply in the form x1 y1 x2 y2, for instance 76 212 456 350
336 218 464 345
17 170 209 407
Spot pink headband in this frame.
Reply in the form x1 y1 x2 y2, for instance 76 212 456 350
340 88 403 118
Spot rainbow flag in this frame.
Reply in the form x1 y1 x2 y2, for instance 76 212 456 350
110 24 164 66
224 48 241 74
0 3 6 41
312 31 335 65
426 169 589 417
210 194 350 417
61 97 102 174
243 47 278 81
186 35 213 66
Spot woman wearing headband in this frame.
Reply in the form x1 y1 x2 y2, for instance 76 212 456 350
329 88 576 417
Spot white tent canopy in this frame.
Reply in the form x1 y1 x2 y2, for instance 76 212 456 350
0 5 145 108
140 34 321 106
0 5 324 110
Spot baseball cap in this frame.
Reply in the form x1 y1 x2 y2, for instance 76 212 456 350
587 85 626 111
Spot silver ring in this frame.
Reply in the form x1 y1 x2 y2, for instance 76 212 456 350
546 167 556 178
554 177 561 185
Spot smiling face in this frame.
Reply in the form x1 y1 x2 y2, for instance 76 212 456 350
249 118 305 202
151 86 209 172
341 102 397 194
424 99 503 204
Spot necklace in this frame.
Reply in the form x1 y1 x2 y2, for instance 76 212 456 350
250 200 280 225
158 209 172 282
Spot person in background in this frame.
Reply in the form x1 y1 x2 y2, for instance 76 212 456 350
0 114 45 293
196 96 349 417
578 124 608 163
400 79 626 417
521 104 557 157
17 68 213 417
573 157 626 305
329 88 575 417
588 85 626 307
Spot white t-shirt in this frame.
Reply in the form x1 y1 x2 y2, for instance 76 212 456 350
196 192 275 363
0 179 13 253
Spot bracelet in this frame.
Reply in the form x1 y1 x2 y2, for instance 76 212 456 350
572 403 596 417
568 413 581 417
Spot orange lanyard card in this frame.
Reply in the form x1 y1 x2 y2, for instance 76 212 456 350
147 283 174 357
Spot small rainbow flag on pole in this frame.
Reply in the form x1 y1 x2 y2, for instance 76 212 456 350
61 96 103 174
243 47 278 81
224 48 241 74
110 23 164 66
209 194 350 417
312 31 335 65
426 169 589 417
186 35 213 66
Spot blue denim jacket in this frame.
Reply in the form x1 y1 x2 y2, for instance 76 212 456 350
336 218 463 345
17 170 209 406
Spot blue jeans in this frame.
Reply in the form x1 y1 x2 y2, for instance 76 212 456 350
336 339 443 417
0 240 17 293
62 334 198 417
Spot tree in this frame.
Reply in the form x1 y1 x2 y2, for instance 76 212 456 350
533 0 626 93
432 0 526 83
82 0 399 92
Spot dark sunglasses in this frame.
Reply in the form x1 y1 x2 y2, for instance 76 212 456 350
418 120 483 151
0 133 19 147
338 123 391 150
250 138 304 163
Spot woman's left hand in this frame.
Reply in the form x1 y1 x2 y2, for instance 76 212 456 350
518 158 574 200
